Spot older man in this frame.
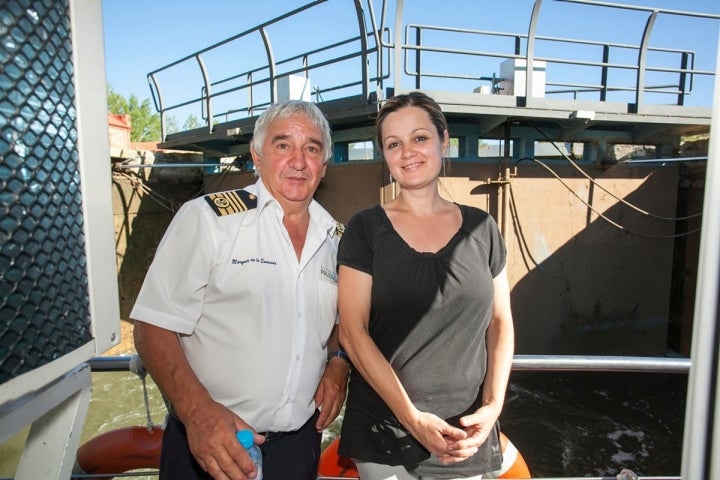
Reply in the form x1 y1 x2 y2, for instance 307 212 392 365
132 100 349 480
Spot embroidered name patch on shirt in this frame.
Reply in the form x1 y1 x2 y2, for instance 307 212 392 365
232 257 278 266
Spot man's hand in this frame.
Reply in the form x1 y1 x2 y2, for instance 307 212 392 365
182 399 265 479
313 357 349 430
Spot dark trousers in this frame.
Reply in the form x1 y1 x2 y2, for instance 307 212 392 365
160 411 321 480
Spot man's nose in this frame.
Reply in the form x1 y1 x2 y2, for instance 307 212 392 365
289 147 308 169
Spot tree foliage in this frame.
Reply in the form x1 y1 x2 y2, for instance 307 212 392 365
107 85 161 142
107 85 205 142
183 114 202 131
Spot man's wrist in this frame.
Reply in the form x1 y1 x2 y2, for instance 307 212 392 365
327 349 350 364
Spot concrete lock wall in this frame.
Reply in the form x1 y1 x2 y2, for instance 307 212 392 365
112 155 703 357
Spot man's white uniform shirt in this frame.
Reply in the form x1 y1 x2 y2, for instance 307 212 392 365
130 179 341 433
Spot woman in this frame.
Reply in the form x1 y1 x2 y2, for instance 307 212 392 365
337 91 515 479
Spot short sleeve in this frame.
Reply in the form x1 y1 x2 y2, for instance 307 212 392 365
485 213 507 278
130 200 216 334
337 209 375 276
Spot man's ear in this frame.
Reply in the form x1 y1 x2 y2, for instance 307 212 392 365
250 143 261 171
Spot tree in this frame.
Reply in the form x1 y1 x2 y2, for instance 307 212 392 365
183 114 202 131
165 116 180 135
107 85 162 142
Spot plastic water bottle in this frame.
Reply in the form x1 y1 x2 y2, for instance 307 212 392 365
236 429 263 479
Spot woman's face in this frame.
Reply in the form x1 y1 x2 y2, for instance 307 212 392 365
380 106 448 190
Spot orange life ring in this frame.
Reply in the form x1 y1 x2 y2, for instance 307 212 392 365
317 432 530 479
487 432 532 479
317 436 360 477
75 425 163 476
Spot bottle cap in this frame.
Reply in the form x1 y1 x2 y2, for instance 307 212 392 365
236 429 254 449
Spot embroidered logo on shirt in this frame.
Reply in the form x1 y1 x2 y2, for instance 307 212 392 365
333 221 345 238
204 189 257 216
321 265 338 283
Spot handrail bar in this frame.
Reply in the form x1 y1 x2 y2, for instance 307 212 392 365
557 0 720 19
88 355 690 374
512 354 690 373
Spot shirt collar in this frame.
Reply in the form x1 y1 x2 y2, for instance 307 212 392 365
253 178 337 237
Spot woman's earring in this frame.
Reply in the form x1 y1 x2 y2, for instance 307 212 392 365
389 173 393 184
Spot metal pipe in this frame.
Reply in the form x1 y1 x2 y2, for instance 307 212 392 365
88 355 691 374
512 355 690 373
619 156 708 164
114 163 234 169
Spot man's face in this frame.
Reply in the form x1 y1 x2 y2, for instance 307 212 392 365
251 113 327 210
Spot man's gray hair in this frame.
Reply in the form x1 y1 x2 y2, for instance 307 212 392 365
251 100 333 163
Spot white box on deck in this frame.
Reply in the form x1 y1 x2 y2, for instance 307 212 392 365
498 59 546 97
277 75 312 101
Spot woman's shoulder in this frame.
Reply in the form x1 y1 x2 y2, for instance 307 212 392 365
459 203 491 221
348 204 386 224
459 204 499 232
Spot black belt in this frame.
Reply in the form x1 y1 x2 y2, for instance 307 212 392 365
167 403 318 441
259 430 294 441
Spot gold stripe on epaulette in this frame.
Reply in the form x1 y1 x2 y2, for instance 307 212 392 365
205 190 257 216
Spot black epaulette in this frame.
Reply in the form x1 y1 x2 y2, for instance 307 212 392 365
204 189 258 216
333 221 345 238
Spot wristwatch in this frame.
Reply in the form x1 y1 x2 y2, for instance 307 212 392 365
327 349 350 363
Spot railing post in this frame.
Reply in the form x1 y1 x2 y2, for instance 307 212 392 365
525 0 543 105
147 73 165 141
195 54 212 133
259 27 277 106
393 0 405 95
414 26 422 90
677 51 689 106
352 0 371 102
635 10 658 113
601 44 609 101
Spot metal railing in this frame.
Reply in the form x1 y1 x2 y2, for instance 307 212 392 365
147 0 389 141
390 0 719 107
74 355 689 480
147 0 719 142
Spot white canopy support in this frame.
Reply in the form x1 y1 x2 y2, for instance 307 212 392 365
681 27 720 480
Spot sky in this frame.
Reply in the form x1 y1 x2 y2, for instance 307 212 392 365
101 0 720 124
